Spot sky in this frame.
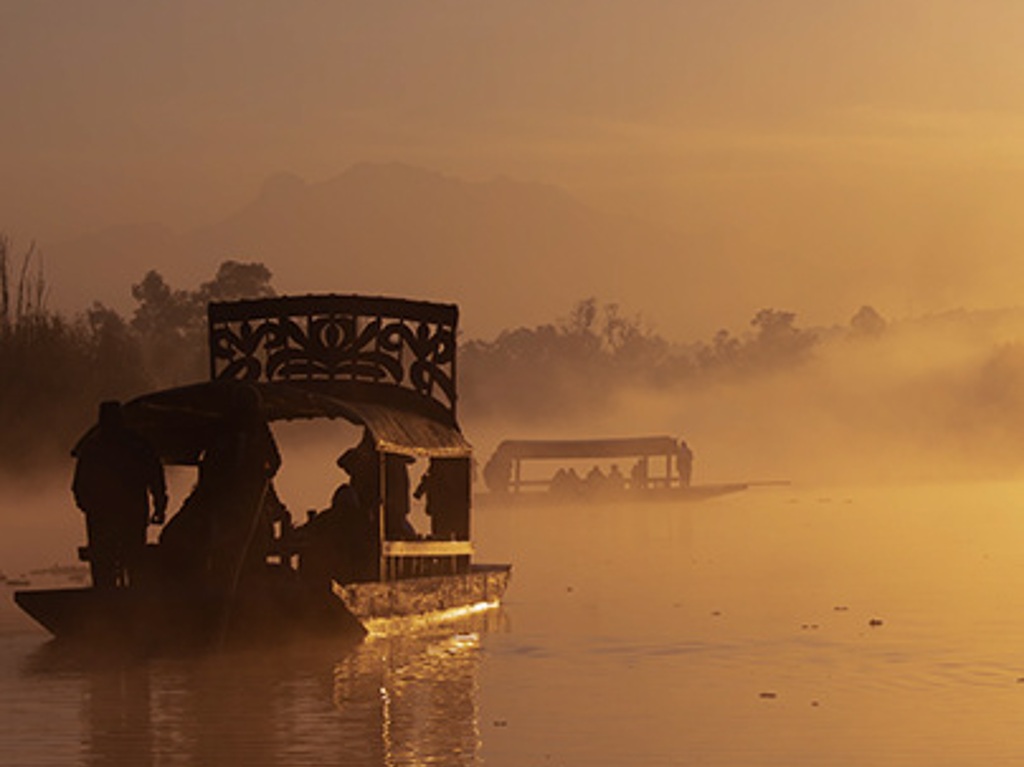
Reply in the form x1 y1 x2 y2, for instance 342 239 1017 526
4 1 1024 329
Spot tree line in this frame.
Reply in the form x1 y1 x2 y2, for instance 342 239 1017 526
459 299 830 420
0 233 872 475
0 234 274 472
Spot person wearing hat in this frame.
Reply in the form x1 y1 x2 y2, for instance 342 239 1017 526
337 430 417 541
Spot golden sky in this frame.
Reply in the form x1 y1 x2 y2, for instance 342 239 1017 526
3 1 1024 327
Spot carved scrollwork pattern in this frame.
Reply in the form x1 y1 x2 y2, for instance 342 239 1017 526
209 296 457 413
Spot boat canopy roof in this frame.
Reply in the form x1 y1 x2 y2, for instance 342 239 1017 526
117 379 471 466
78 293 472 465
490 436 682 462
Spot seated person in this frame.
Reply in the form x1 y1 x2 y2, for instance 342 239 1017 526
297 480 376 587
585 465 607 496
606 464 626 492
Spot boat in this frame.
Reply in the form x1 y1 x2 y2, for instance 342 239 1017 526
15 293 511 651
477 436 750 505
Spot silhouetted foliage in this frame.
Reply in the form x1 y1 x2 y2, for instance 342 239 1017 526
0 238 826 473
0 238 278 475
198 261 275 304
459 298 818 422
850 305 887 337
0 233 46 330
130 270 204 385
963 342 1024 433
130 260 276 385
461 299 662 419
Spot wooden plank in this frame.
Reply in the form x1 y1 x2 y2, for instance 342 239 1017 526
382 540 474 558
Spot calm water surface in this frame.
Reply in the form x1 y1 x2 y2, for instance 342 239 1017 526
4 481 1024 766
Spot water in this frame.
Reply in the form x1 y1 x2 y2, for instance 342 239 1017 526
4 481 1024 765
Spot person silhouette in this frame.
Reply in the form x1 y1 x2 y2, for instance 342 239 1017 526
607 464 626 492
677 440 694 487
72 400 168 589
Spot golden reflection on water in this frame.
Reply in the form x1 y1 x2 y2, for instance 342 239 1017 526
2 606 504 766
6 481 1024 765
475 480 1024 766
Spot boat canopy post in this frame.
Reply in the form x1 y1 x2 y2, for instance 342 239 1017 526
377 450 387 582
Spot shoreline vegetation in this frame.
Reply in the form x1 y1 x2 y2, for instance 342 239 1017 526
4 232 1024 483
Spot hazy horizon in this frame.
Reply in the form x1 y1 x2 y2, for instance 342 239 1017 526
7 8 1024 760
5 1 1024 487
5 2 1024 337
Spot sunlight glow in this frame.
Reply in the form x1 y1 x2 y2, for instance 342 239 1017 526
364 601 501 639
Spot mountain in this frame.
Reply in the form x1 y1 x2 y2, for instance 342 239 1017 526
41 162 720 339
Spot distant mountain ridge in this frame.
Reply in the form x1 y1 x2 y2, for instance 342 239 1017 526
42 162 706 338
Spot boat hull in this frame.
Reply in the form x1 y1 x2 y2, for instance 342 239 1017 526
475 483 749 507
335 564 511 621
13 564 511 651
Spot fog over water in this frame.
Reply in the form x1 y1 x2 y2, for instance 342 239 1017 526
6 303 1024 578
6 481 1024 765
4 309 1024 765
5 3 1024 763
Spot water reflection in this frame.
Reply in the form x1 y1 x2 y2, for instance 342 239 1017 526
24 608 507 766
82 664 154 767
19 482 1024 765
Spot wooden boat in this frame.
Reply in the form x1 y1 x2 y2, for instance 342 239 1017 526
15 294 511 650
478 436 750 506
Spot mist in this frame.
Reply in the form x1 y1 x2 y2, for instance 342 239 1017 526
5 306 1024 586
461 308 1024 489
5 3 1024 339
5 1 1024 575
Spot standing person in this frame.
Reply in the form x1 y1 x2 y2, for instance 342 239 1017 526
677 440 694 488
72 401 168 589
203 385 282 592
414 458 471 540
384 453 417 541
160 398 285 594
630 459 648 493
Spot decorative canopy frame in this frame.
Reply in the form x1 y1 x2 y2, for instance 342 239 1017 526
208 294 459 421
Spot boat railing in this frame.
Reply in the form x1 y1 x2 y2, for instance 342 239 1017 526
207 294 459 419
381 539 473 580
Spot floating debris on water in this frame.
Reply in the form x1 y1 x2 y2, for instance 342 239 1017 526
868 618 884 627
759 692 778 699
